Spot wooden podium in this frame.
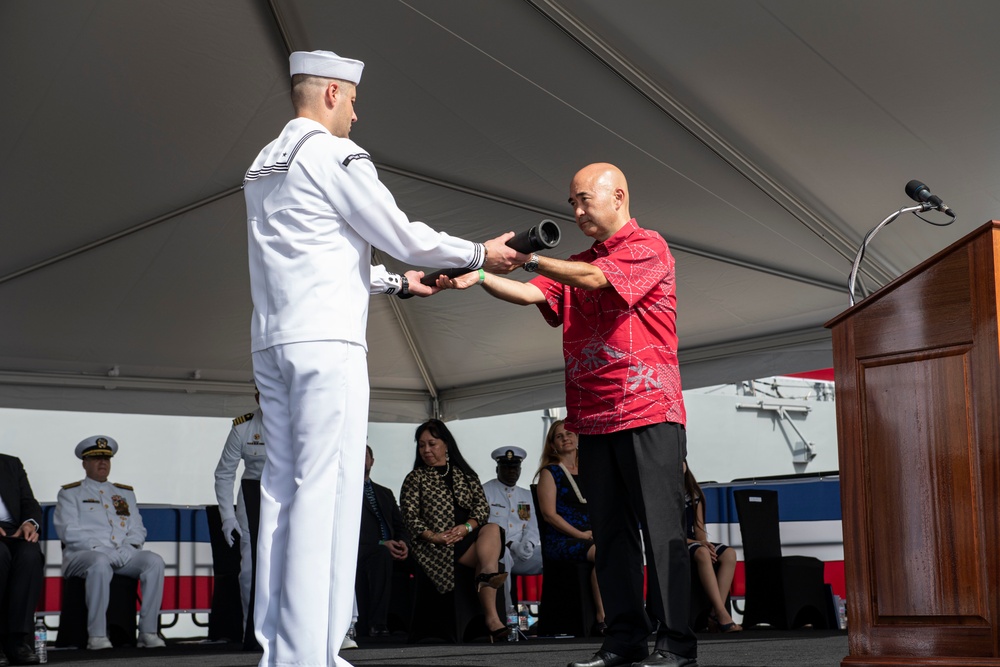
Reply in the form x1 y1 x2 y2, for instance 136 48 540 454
826 221 1000 666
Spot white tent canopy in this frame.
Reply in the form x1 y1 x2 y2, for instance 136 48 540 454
3 1 997 422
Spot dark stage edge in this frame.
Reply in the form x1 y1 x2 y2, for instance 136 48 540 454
39 629 848 666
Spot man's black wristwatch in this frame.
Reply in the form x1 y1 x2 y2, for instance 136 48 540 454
523 253 540 272
397 275 415 299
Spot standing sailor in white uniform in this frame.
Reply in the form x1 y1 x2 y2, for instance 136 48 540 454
482 446 542 611
213 392 265 631
54 436 166 650
243 49 520 667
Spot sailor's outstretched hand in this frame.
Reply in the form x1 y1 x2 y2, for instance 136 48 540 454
404 270 441 297
482 232 525 274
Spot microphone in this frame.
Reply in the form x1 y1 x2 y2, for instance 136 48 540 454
904 180 956 217
848 181 959 306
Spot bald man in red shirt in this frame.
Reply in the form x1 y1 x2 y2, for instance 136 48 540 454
439 163 696 667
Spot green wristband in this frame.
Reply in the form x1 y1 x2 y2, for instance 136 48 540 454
465 522 473 533
477 269 486 285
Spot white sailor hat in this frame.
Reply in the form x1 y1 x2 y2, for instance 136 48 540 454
75 435 118 460
289 50 364 85
491 446 527 465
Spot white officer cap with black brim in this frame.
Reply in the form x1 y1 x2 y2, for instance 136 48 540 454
75 435 118 460
491 446 527 465
289 50 364 85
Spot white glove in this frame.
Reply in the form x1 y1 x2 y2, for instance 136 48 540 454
96 546 118 563
512 540 535 561
107 546 134 567
221 517 242 547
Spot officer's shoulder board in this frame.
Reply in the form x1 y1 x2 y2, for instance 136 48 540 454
233 412 255 426
61 481 82 490
113 483 134 491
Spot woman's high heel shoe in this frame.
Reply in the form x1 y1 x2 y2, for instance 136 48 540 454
475 571 508 592
488 625 511 643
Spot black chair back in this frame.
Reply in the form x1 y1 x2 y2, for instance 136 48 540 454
530 485 547 545
733 487 832 629
205 505 242 576
205 504 243 642
734 489 783 561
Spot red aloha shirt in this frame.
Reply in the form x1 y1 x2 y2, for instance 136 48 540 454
531 218 686 435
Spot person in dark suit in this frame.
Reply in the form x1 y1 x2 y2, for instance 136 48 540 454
356 445 410 638
0 454 44 665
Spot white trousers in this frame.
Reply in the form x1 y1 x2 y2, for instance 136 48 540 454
61 549 165 636
500 546 543 611
252 341 368 667
236 484 253 627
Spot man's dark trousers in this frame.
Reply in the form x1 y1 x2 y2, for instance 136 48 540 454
0 532 44 639
578 421 696 660
355 544 393 628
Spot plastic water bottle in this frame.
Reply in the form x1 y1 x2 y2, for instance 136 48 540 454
837 597 848 630
518 605 529 632
34 617 47 664
506 607 519 642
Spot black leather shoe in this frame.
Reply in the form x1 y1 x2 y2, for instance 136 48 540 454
369 624 391 638
8 644 39 666
569 649 646 667
632 650 698 667
0 645 9 667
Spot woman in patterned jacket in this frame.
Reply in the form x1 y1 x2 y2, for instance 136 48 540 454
400 419 509 641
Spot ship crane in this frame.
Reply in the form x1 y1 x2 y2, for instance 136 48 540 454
734 401 817 464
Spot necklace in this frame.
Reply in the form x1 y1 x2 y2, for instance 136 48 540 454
434 462 451 477
559 462 587 504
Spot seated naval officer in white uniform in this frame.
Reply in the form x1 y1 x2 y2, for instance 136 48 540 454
214 391 265 629
243 49 520 667
54 436 165 650
482 447 542 609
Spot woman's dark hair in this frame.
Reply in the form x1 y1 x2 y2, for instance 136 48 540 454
683 462 705 535
412 419 477 478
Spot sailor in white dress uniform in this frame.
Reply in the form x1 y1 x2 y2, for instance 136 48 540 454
214 404 266 628
54 436 165 650
243 50 520 667
482 447 542 610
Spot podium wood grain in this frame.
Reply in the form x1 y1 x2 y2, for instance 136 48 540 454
827 221 1000 666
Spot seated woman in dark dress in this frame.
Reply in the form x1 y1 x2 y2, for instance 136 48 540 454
684 461 741 632
400 419 508 642
535 419 605 629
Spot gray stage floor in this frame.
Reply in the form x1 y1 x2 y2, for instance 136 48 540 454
39 630 848 666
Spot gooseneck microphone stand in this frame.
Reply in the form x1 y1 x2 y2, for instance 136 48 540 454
847 203 936 307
